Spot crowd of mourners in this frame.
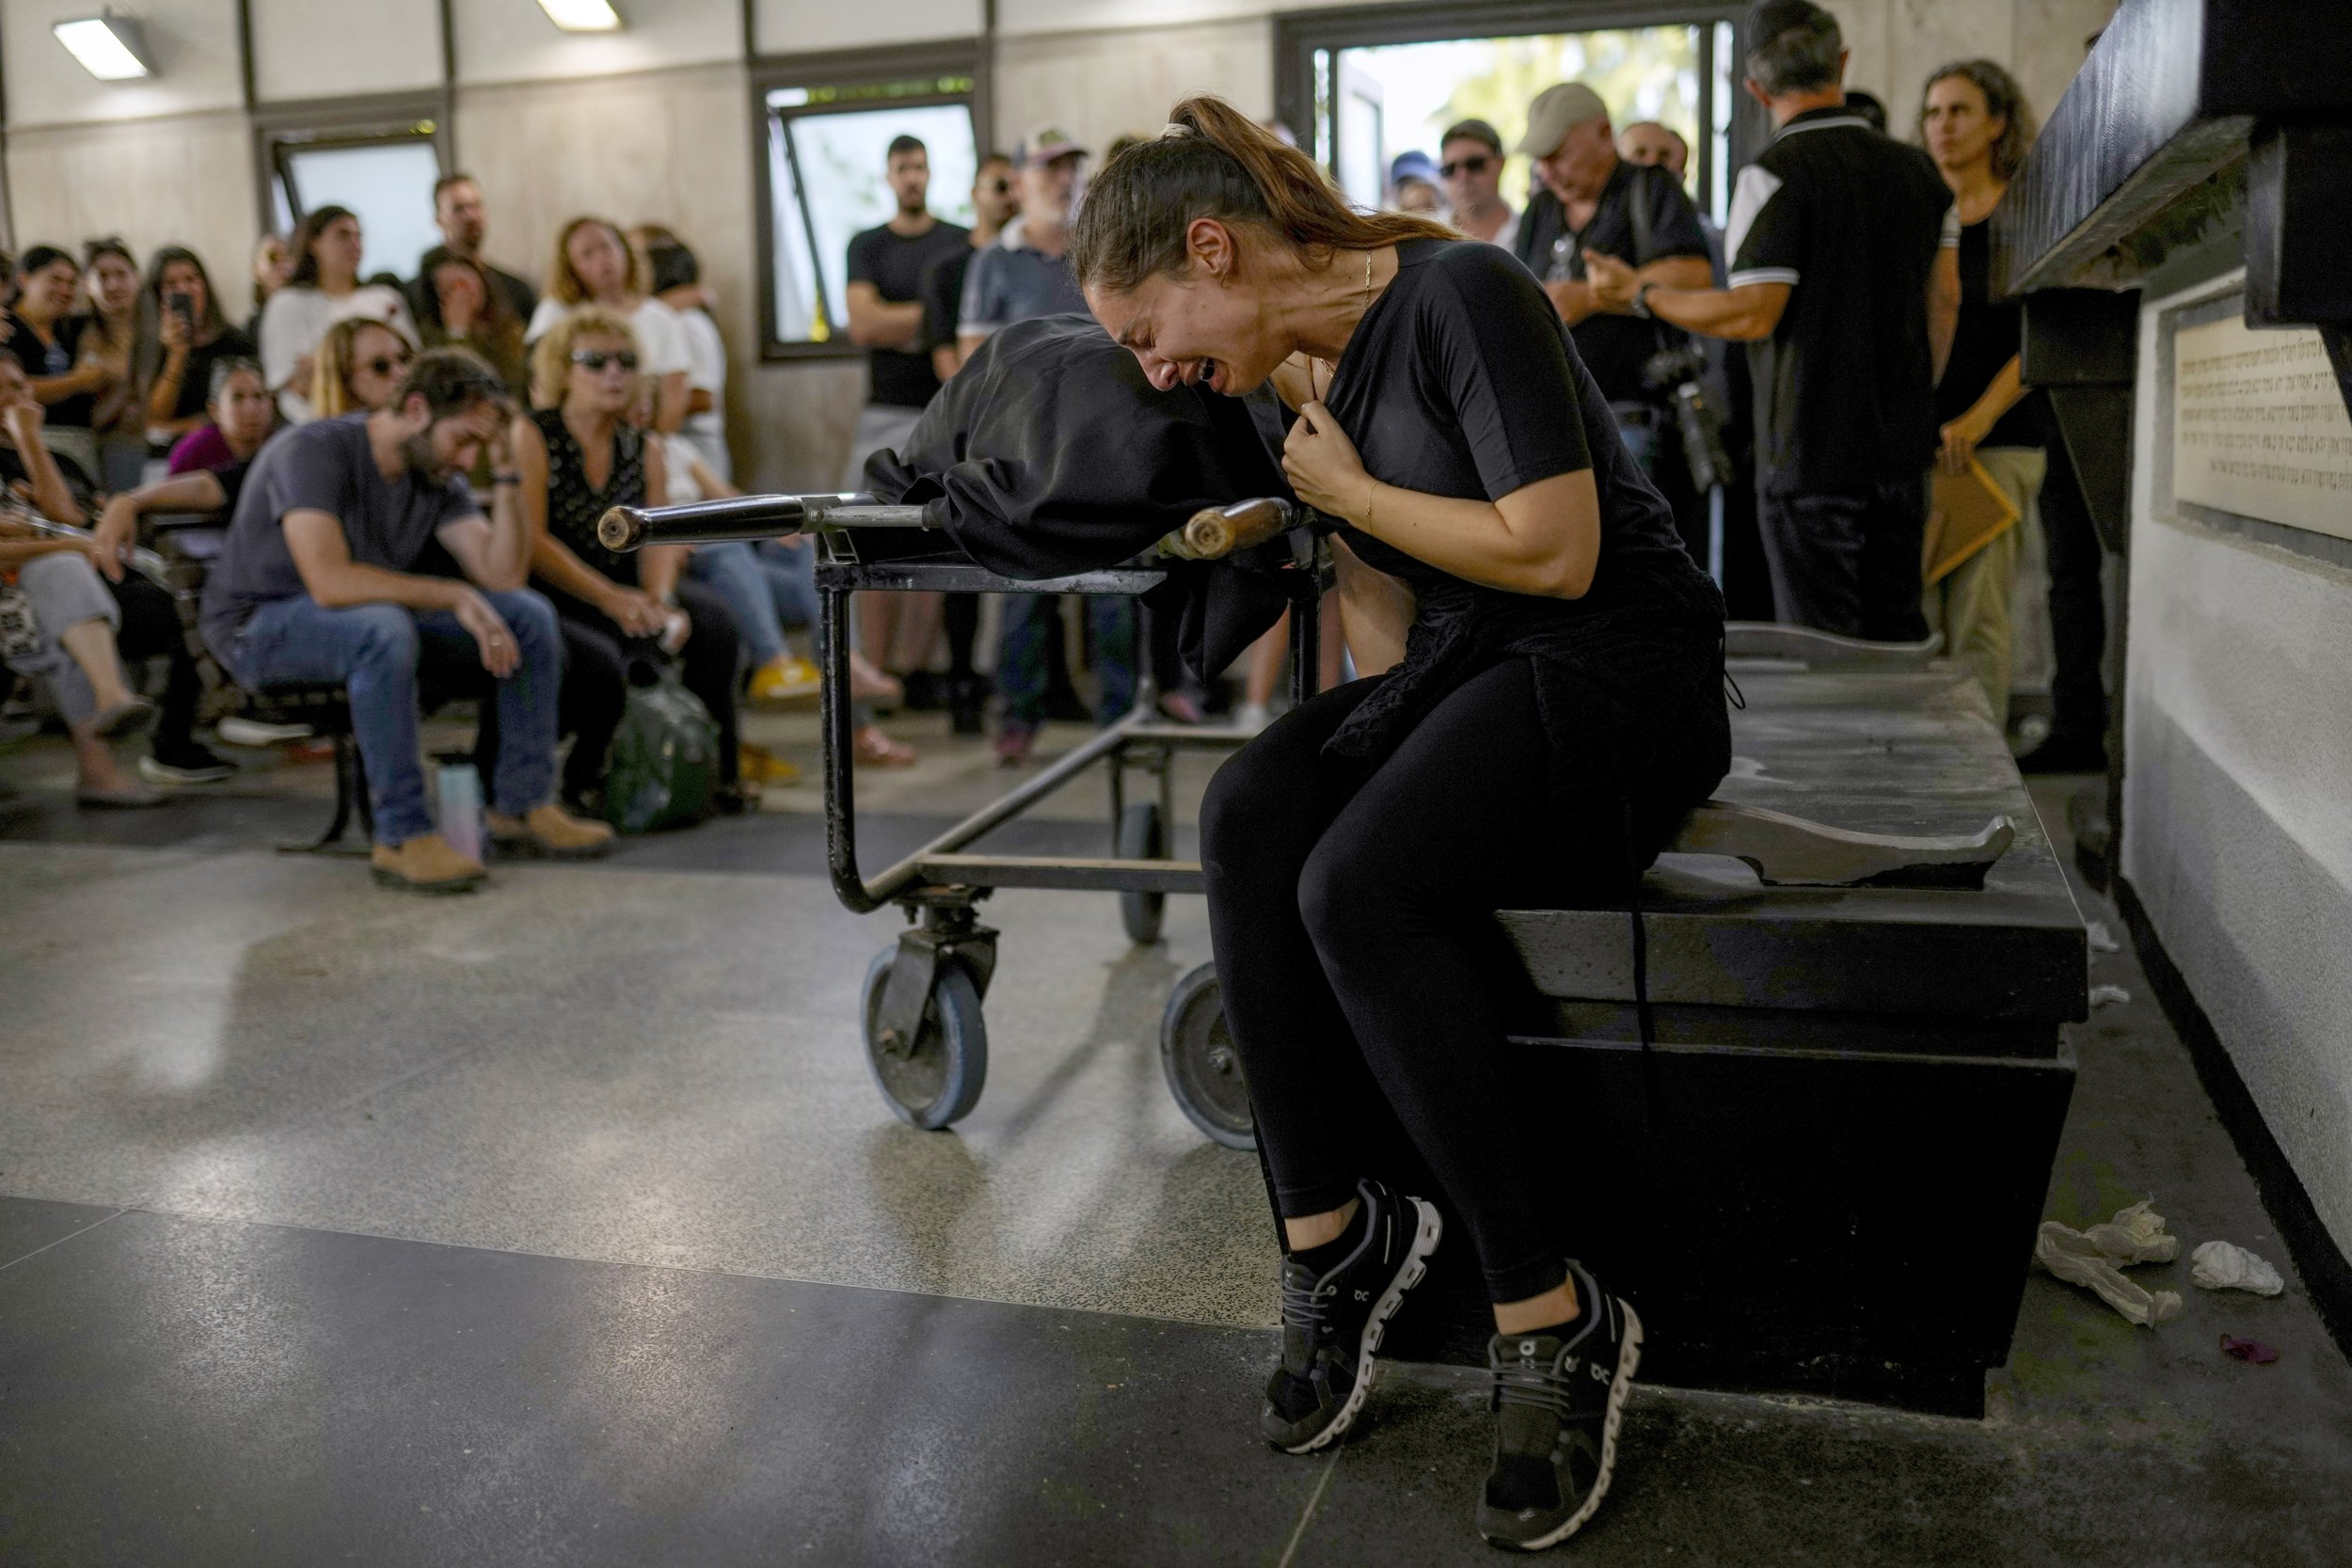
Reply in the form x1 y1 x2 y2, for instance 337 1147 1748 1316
1 2 2110 894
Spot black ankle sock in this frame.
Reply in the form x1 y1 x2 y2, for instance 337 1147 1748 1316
1293 1198 1370 1275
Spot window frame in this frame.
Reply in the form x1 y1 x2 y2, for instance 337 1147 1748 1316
250 90 452 253
1272 0 1764 229
747 40 991 364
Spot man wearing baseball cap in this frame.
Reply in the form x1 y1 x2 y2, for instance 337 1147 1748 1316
956 125 1137 763
1510 81 1716 561
1586 0 1959 642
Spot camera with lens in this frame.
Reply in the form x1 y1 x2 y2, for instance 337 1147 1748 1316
1641 343 1735 494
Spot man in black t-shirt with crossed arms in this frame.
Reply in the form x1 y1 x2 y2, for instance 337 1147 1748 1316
1589 0 1958 642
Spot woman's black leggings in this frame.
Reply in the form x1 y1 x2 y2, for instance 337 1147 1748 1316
109 575 200 755
1202 657 1674 1305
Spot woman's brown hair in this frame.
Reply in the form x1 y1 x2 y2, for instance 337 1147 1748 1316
1071 95 1455 295
1919 60 2036 183
545 216 645 308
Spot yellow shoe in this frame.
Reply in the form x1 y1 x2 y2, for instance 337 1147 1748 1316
739 742 803 785
370 832 486 893
749 656 822 704
486 802 617 860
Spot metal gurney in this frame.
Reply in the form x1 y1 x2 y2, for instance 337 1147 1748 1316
598 490 1322 1142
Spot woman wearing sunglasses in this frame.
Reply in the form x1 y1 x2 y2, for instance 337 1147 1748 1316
504 308 746 816
310 317 415 420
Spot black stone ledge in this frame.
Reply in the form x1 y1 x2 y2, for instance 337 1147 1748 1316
1992 0 2352 297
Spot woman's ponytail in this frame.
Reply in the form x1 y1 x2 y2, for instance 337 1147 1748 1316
1072 94 1454 296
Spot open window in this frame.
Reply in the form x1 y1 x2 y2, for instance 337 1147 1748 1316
255 95 449 284
1279 3 1759 230
753 45 987 360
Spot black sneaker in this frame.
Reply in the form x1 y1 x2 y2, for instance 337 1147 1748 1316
1477 1260 1645 1551
139 746 238 784
1260 1177 1442 1453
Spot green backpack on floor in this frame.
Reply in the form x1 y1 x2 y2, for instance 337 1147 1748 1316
600 666 719 834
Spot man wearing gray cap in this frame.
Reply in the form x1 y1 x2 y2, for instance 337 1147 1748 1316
1587 0 1958 641
1511 82 1715 559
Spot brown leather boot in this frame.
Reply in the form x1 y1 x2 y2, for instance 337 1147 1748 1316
370 832 487 894
485 801 616 861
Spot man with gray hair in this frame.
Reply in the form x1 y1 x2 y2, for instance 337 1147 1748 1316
1588 0 1959 641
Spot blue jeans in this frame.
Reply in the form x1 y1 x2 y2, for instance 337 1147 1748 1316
755 540 820 632
688 543 787 668
225 591 564 845
996 594 1136 727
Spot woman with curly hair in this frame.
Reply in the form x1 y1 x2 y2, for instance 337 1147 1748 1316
1919 58 2042 730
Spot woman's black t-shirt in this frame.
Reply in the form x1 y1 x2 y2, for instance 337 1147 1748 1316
1935 218 2048 451
1267 237 1724 785
1318 237 1702 610
2 311 96 430
160 325 261 424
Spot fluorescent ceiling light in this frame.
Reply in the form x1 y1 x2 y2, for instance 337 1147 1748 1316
535 0 624 30
53 14 153 81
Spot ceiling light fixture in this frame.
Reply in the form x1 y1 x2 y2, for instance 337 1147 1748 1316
535 0 625 31
53 12 154 81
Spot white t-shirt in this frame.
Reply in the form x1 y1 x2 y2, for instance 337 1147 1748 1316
258 284 419 424
674 306 729 481
522 295 691 380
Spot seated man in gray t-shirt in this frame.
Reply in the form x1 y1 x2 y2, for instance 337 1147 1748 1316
199 349 612 890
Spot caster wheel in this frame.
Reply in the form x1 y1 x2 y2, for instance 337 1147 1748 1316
862 946 988 1130
1117 800 1167 945
1160 962 1255 1149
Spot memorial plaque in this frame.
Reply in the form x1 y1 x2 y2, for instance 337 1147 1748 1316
2172 313 2352 542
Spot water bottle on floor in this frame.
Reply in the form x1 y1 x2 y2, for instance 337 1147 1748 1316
437 756 485 863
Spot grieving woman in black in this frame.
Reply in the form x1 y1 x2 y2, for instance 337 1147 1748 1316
1073 98 1728 1550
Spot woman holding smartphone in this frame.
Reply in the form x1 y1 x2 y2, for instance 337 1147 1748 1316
140 245 256 452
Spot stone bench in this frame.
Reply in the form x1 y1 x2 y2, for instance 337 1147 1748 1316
1371 661 2085 1418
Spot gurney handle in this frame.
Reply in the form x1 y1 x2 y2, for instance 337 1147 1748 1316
1161 498 1298 561
597 493 935 552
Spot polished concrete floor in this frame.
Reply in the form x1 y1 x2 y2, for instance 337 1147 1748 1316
4 708 2351 1566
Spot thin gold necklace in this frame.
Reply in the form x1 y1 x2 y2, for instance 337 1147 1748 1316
1312 251 1376 402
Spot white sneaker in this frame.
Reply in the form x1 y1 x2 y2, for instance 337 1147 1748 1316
217 716 315 746
1232 702 1272 736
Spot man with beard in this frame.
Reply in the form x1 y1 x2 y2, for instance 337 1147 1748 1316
199 349 608 892
843 135 972 486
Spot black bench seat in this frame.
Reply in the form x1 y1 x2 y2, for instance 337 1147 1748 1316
1376 664 2087 1418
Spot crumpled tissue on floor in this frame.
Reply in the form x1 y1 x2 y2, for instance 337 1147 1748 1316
2191 1240 2285 1296
2036 1199 2185 1327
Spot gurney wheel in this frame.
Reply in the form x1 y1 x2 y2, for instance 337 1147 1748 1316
1160 962 1255 1150
1118 801 1167 944
862 947 988 1131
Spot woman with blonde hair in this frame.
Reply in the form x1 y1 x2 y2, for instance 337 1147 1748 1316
258 205 415 423
523 216 689 435
1920 58 2042 732
310 316 414 420
506 307 746 813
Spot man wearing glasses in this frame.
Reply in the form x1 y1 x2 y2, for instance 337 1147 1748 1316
1438 119 1518 249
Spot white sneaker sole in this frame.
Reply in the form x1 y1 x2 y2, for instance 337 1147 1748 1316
1282 1195 1444 1455
1498 1300 1645 1552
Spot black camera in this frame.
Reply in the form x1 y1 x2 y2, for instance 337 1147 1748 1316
1641 344 1735 493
